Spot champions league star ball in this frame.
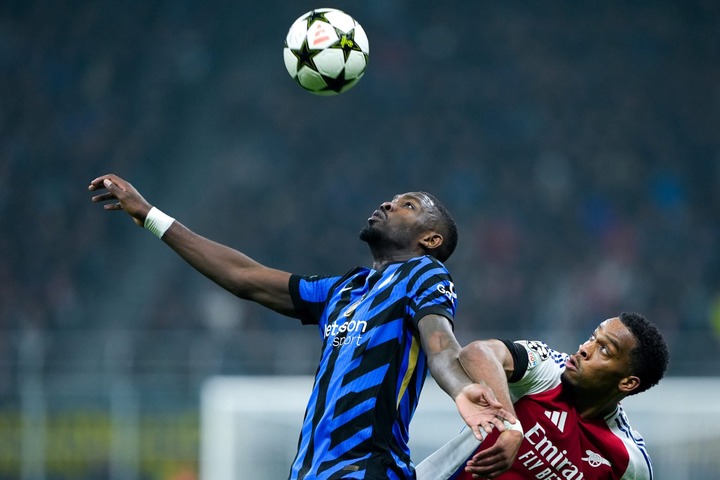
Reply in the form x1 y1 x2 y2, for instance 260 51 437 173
283 8 369 95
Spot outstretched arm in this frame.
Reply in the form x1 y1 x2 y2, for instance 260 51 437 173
88 174 296 316
459 339 523 478
417 315 516 439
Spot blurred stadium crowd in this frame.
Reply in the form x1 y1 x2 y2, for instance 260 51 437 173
3 0 720 376
0 0 719 467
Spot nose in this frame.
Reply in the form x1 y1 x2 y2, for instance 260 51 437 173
380 201 393 211
578 342 590 358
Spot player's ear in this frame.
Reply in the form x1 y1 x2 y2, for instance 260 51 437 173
618 375 640 394
419 232 443 251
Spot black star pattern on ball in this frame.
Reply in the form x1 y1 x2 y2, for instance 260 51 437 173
289 13 352 74
304 9 332 26
321 69 351 93
292 37 321 73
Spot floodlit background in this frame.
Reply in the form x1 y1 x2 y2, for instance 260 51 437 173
1 0 719 478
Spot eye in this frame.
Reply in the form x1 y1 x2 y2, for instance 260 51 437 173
404 202 415 209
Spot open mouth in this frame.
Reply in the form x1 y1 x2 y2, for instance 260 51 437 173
565 355 578 371
368 209 385 222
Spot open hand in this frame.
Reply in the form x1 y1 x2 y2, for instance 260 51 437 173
89 174 152 226
455 383 517 440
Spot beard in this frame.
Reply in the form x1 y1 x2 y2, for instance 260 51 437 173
359 224 405 251
560 370 579 395
359 225 381 243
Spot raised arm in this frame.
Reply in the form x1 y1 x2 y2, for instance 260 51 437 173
88 174 296 316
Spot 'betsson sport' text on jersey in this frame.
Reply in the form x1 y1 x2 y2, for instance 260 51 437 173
287 256 457 480
416 340 653 480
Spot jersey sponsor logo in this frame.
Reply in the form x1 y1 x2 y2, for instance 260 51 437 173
582 450 611 468
544 410 568 433
436 281 457 304
526 341 550 361
519 422 585 479
324 318 368 347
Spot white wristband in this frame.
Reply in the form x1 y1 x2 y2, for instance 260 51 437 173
503 419 523 435
144 207 175 239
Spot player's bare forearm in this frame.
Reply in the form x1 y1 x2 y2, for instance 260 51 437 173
459 340 517 419
89 173 296 316
162 222 295 315
459 339 523 476
419 315 472 398
418 315 515 438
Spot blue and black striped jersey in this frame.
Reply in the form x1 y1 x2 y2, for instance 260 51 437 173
287 255 457 479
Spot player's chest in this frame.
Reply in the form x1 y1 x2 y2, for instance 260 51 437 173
321 287 408 350
511 397 628 479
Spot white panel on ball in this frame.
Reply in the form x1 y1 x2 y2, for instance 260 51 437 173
313 49 345 78
344 50 367 78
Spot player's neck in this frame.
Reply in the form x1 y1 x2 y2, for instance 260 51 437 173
371 254 417 271
369 245 424 270
563 379 623 419
573 392 622 420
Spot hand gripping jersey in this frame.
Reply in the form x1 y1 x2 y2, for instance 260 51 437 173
288 256 457 480
416 340 653 480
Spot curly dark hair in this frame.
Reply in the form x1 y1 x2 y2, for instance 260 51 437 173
420 192 458 263
619 312 669 395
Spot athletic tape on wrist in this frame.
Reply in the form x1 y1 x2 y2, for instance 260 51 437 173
144 207 175 239
478 419 523 441
503 419 523 435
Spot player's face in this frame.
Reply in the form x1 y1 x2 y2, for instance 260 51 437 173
360 192 438 246
562 318 637 393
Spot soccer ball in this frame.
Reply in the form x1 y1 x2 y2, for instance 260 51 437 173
283 8 369 95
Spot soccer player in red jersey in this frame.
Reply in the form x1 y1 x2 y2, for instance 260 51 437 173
417 312 668 480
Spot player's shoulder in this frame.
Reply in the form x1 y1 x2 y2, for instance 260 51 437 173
389 255 452 283
607 404 654 480
515 340 568 371
506 340 568 396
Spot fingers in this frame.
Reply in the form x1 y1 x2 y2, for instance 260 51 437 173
89 174 126 207
88 174 113 190
482 421 496 435
471 424 488 441
473 418 500 440
472 412 517 440
88 173 125 191
490 417 507 432
498 409 517 424
90 191 115 203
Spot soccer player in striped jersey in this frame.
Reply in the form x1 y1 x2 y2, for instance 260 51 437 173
416 312 669 480
89 174 518 479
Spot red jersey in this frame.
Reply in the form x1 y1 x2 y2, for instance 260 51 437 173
416 340 653 480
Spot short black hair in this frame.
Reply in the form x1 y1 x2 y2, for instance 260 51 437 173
422 192 458 263
619 312 669 395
